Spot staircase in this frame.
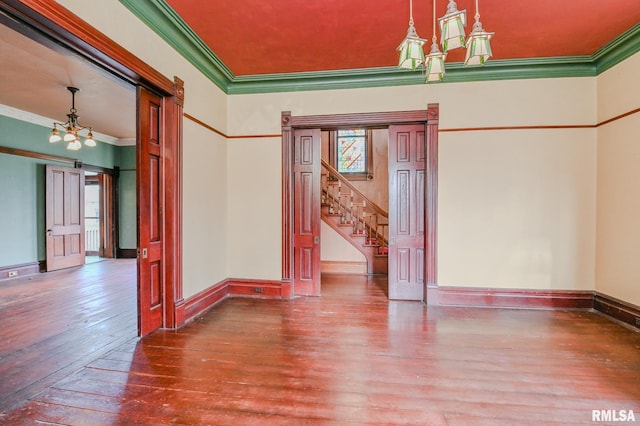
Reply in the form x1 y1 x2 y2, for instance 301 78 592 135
321 159 388 275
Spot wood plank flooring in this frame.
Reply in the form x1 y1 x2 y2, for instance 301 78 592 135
0 259 137 413
1 270 640 424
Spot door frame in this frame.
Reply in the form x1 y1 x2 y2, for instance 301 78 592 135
3 0 185 333
281 106 439 302
84 173 101 257
83 165 116 259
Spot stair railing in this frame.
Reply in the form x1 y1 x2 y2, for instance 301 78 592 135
321 159 388 251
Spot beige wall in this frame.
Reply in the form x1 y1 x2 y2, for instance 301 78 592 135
182 122 228 293
227 78 598 291
596 52 640 306
226 137 282 280
439 128 596 289
597 53 640 123
227 79 596 134
321 222 366 262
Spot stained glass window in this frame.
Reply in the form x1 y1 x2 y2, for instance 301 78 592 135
337 129 367 174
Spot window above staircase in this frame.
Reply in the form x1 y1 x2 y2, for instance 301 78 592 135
328 129 373 181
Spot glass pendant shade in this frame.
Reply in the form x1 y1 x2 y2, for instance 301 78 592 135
424 42 446 82
84 130 96 147
464 20 494 66
49 126 61 143
67 139 82 151
397 21 426 70
438 0 467 52
63 127 75 142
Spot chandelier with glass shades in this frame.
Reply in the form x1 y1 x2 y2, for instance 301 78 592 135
49 86 96 151
397 0 494 82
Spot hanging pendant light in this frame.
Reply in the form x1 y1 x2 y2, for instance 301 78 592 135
438 0 467 52
84 129 96 147
424 0 446 82
48 86 96 150
397 0 426 70
465 0 494 65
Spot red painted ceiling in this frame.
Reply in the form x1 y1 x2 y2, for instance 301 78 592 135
165 0 640 76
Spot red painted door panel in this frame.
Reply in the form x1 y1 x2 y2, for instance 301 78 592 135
388 125 425 300
137 87 164 335
293 129 321 296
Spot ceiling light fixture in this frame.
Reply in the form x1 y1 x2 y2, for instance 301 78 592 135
49 86 96 151
424 0 446 82
464 0 494 65
397 0 426 70
397 0 494 82
438 0 466 53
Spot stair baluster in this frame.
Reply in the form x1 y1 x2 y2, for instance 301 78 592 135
320 159 389 274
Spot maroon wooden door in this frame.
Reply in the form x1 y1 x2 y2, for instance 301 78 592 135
45 165 85 271
137 87 164 335
293 128 321 296
388 125 425 300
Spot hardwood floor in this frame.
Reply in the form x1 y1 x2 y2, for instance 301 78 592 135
1 270 639 425
0 259 137 413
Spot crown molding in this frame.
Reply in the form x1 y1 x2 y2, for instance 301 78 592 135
117 138 137 147
119 1 640 95
118 0 233 92
226 58 597 94
593 23 640 74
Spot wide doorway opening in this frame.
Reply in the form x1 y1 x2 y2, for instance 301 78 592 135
283 108 439 302
1 1 183 338
320 127 390 279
